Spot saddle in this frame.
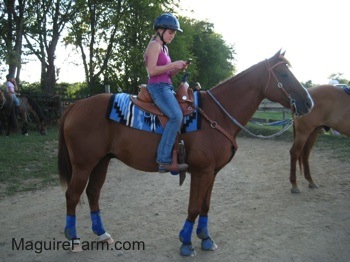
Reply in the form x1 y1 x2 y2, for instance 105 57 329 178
130 81 196 128
130 80 195 186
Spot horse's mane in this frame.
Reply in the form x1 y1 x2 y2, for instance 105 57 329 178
23 95 46 123
210 52 291 90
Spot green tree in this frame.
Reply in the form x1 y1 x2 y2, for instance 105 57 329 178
328 73 349 85
24 0 77 95
302 80 314 88
64 0 179 94
0 0 26 83
171 18 236 89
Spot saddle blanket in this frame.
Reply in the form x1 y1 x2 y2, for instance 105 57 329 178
343 86 350 95
107 92 201 134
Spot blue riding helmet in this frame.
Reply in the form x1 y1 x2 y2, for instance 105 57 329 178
6 73 15 79
153 13 183 32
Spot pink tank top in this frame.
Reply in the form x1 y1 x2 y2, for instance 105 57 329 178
146 46 172 85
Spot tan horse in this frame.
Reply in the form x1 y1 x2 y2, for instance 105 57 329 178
290 84 350 193
58 50 313 256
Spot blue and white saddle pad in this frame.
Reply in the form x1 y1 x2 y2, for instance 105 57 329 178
107 91 201 134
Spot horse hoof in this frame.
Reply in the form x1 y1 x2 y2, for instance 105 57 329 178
99 232 114 244
71 239 82 252
309 183 319 189
201 237 218 251
180 244 196 256
291 187 300 194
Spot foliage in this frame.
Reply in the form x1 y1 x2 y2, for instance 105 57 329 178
170 18 236 89
2 0 234 95
63 0 174 94
328 73 349 85
24 0 78 94
18 81 87 99
0 0 26 77
301 80 314 88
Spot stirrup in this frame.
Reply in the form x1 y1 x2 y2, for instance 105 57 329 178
158 163 188 173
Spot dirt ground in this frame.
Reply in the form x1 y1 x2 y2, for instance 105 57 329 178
1 136 349 262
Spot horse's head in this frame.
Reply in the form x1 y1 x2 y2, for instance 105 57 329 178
263 50 313 116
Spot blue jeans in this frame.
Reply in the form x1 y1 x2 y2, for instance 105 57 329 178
147 83 183 164
11 94 20 106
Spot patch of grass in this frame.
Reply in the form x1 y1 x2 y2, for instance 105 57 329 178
0 127 59 197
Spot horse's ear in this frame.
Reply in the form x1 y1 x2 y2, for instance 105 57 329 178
273 49 282 58
281 50 286 56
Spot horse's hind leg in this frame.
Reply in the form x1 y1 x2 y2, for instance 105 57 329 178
64 168 90 251
86 156 114 244
302 128 321 189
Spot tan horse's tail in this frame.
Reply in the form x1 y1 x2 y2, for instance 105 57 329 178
58 104 74 186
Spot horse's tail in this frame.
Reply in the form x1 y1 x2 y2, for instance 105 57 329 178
58 104 74 186
299 126 322 173
23 95 47 124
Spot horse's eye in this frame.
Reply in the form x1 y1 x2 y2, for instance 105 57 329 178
278 72 289 78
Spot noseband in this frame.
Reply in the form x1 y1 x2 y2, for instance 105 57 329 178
264 59 298 115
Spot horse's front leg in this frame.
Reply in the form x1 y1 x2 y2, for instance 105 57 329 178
289 148 300 194
179 173 216 256
196 180 218 251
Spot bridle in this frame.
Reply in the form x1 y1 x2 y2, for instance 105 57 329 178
206 59 297 139
264 59 298 116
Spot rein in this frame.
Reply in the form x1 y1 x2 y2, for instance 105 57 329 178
204 59 295 139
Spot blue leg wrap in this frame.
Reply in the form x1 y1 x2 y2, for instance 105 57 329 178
64 215 77 240
196 215 209 239
90 210 106 236
196 215 218 251
179 220 194 245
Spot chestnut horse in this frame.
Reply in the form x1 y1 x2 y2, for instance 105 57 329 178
0 91 47 136
58 50 313 256
290 84 350 193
